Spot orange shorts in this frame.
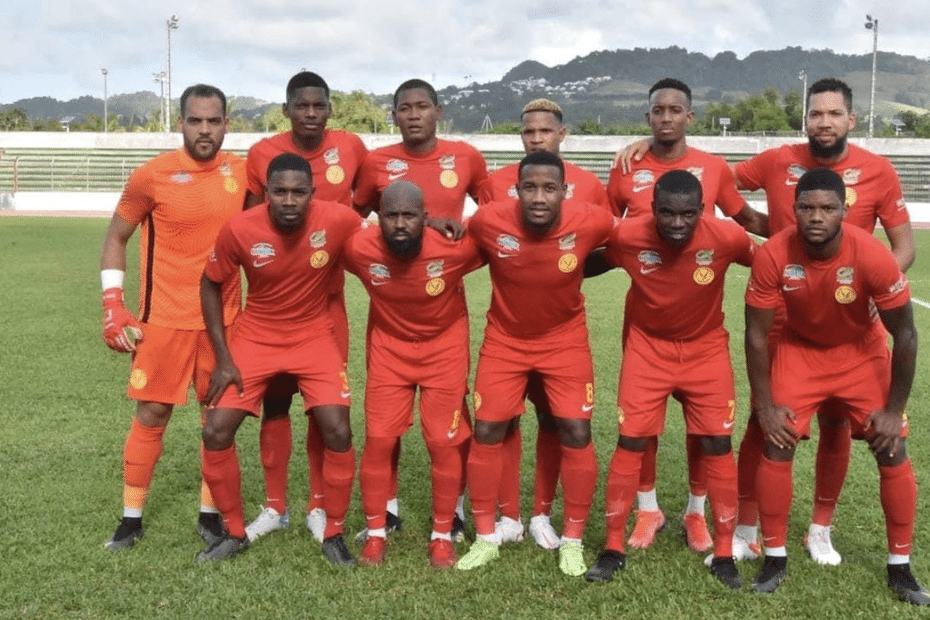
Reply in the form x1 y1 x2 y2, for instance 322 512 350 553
617 325 737 438
364 320 472 446
771 333 903 439
127 323 217 405
473 319 595 423
216 330 350 415
264 292 348 400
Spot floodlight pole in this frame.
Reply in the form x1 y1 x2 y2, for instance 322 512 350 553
166 14 179 133
101 68 108 133
865 15 878 138
798 70 807 132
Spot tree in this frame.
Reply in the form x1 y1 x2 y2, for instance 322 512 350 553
0 107 30 131
329 91 388 133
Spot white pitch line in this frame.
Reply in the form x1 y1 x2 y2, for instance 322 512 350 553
913 297 930 310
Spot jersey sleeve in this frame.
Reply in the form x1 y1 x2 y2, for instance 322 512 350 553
734 150 774 192
589 177 610 210
466 146 489 202
245 143 266 197
728 222 757 267
115 164 156 224
605 167 627 217
204 223 242 284
745 242 781 309
874 159 910 231
865 241 911 310
353 153 380 212
713 161 747 218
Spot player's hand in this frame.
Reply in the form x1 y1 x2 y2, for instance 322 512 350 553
204 359 243 408
427 217 465 240
757 403 798 449
102 287 143 352
611 139 652 174
864 408 905 457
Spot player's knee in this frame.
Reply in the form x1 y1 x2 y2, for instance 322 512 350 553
536 409 558 432
762 441 795 462
700 435 732 456
556 419 591 448
136 401 172 426
875 439 908 467
474 420 510 444
201 420 234 451
617 435 650 452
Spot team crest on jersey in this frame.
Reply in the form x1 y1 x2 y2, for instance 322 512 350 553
130 368 148 389
632 170 655 193
559 233 576 251
447 409 461 439
474 392 482 411
558 253 578 273
497 234 520 253
323 148 340 165
784 264 806 281
566 183 576 199
386 159 408 178
835 285 856 304
846 187 856 206
693 267 714 285
309 230 327 249
638 250 662 274
426 277 446 296
170 171 192 184
326 166 345 185
507 185 518 199
439 155 456 170
369 263 391 285
220 162 238 193
310 250 329 269
686 167 705 182
695 249 714 266
787 164 806 182
617 406 625 426
842 168 861 185
836 267 854 285
250 242 276 268
426 260 444 278
440 170 459 188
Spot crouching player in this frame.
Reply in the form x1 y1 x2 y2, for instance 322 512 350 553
198 153 360 564
342 180 484 568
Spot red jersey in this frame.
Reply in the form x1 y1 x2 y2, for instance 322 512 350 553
604 215 755 341
116 148 246 330
245 129 367 206
342 227 484 341
468 200 617 338
205 201 361 342
746 224 910 348
354 138 488 220
735 143 909 235
479 160 609 208
607 147 745 219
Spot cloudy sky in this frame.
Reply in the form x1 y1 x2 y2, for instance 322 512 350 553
2 0 924 104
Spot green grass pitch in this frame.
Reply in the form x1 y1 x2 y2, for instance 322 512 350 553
1 217 929 619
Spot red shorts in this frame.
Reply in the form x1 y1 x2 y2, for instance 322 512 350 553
618 325 737 438
473 318 595 423
127 322 218 405
771 332 902 439
265 292 348 400
216 328 350 415
364 319 472 446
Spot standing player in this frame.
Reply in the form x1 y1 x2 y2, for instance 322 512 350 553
478 98 609 549
606 78 767 556
745 168 926 605
242 71 367 544
198 153 360 564
456 151 616 577
99 84 246 550
352 78 488 536
732 78 915 565
342 181 484 568
583 170 753 589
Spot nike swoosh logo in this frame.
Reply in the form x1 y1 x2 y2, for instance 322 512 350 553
253 259 273 268
497 252 515 259
782 285 802 291
581 404 594 412
632 185 651 192
785 179 798 186
340 391 351 399
723 421 735 429
371 280 389 286
894 543 909 549
447 428 458 439
640 266 659 274
388 172 406 181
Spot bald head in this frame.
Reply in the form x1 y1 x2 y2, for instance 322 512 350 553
380 181 426 259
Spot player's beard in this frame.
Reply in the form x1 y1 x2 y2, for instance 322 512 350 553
385 233 422 259
807 133 847 160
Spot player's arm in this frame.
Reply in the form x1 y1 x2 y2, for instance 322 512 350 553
732 203 770 238
99 214 143 352
200 272 243 406
745 303 798 449
865 302 918 457
885 221 916 272
612 138 652 175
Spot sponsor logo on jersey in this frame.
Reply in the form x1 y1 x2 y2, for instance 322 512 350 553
386 159 408 173
835 285 856 304
310 250 329 269
695 249 714 266
558 253 578 273
439 154 456 170
784 264 806 281
250 242 276 263
369 263 390 285
638 250 662 273
309 230 327 249
836 266 854 285
171 171 192 184
426 260 444 278
785 164 806 184
632 170 654 193
507 185 518 199
842 168 861 185
497 234 520 254
558 233 576 251
686 167 705 182
323 147 340 165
